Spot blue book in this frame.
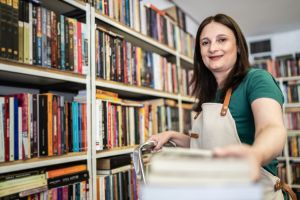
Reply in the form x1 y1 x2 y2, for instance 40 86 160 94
72 102 79 152
78 103 82 151
60 15 65 70
13 96 18 160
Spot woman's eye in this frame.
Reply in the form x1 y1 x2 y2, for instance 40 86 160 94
201 41 209 46
218 38 226 43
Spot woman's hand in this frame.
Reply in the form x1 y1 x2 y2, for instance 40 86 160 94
213 144 262 181
149 131 191 150
148 131 175 151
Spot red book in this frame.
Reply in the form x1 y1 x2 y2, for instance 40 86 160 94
57 96 62 156
50 11 58 68
16 93 29 159
4 97 10 162
77 21 82 74
107 102 111 149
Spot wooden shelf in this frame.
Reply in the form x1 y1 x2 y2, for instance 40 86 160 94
0 152 87 174
96 78 180 100
284 103 300 108
0 59 87 91
180 95 196 103
276 76 300 82
287 130 300 136
277 157 286 161
288 157 300 162
96 146 138 158
180 54 193 66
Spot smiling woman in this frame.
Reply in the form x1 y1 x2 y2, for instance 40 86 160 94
149 13 295 200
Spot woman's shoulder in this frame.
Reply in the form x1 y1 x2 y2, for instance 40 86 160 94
245 68 273 80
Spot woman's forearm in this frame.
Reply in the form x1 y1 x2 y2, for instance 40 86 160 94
170 132 191 148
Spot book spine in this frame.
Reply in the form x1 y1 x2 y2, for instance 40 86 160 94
36 6 42 65
50 11 58 68
32 4 37 65
13 96 18 160
38 95 48 156
11 0 18 60
47 171 89 189
60 15 65 70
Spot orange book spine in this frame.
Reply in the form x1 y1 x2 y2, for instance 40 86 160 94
47 94 53 156
47 164 87 178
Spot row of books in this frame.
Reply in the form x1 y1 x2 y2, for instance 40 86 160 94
253 54 300 78
94 0 195 58
0 164 89 199
95 27 179 93
0 92 87 163
0 0 89 74
96 154 138 200
284 111 300 130
180 68 194 96
278 162 287 183
288 135 300 157
93 90 181 151
282 81 300 103
291 163 300 184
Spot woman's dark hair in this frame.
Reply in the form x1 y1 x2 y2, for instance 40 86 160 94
191 13 250 112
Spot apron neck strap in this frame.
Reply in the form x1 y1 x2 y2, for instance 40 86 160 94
220 88 232 116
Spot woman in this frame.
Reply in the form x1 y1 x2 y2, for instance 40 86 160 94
150 14 294 199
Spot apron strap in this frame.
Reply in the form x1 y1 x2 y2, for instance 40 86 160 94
220 88 233 116
274 180 297 200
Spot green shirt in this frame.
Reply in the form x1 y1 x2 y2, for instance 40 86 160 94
215 68 284 176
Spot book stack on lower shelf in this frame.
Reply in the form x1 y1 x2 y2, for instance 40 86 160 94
0 164 89 199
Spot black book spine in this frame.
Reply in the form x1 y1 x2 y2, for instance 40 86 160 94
64 17 69 70
38 95 48 156
32 4 37 65
0 0 7 58
6 0 13 59
47 170 89 189
102 101 107 149
11 0 18 60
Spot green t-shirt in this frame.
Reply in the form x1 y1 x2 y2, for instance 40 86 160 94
215 68 284 176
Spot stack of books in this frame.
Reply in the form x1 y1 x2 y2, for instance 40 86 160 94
141 147 262 200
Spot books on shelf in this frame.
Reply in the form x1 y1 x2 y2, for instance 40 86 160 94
0 0 89 74
0 92 87 163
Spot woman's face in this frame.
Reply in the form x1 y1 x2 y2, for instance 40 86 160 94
200 21 238 74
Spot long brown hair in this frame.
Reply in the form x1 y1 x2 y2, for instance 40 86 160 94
191 14 250 112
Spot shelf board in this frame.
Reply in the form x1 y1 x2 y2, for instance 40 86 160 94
180 95 196 103
96 79 179 100
284 103 300 108
0 152 87 174
276 76 300 82
277 157 286 161
96 146 137 158
291 184 300 189
180 54 194 66
289 157 300 162
0 59 86 90
94 12 177 57
62 0 86 10
287 130 300 136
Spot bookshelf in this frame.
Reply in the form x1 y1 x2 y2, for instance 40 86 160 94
0 0 195 199
254 54 300 193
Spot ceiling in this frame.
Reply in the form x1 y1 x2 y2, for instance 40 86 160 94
171 0 300 37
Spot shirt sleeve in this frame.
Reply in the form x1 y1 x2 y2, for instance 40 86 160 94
246 69 284 105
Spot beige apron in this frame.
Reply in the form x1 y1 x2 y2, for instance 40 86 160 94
190 89 285 200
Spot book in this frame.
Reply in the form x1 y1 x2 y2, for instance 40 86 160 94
97 164 132 175
47 170 89 189
97 154 131 170
47 164 87 178
147 147 252 186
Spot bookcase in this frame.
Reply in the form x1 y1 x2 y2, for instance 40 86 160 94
0 0 195 199
253 53 300 195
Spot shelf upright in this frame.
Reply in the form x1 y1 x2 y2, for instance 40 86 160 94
90 5 98 200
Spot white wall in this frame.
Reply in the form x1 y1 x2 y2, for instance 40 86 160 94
247 29 300 63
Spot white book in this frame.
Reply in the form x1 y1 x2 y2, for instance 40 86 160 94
9 97 14 161
134 0 140 32
0 97 4 162
95 99 102 151
139 2 147 35
129 107 135 146
129 0 134 29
